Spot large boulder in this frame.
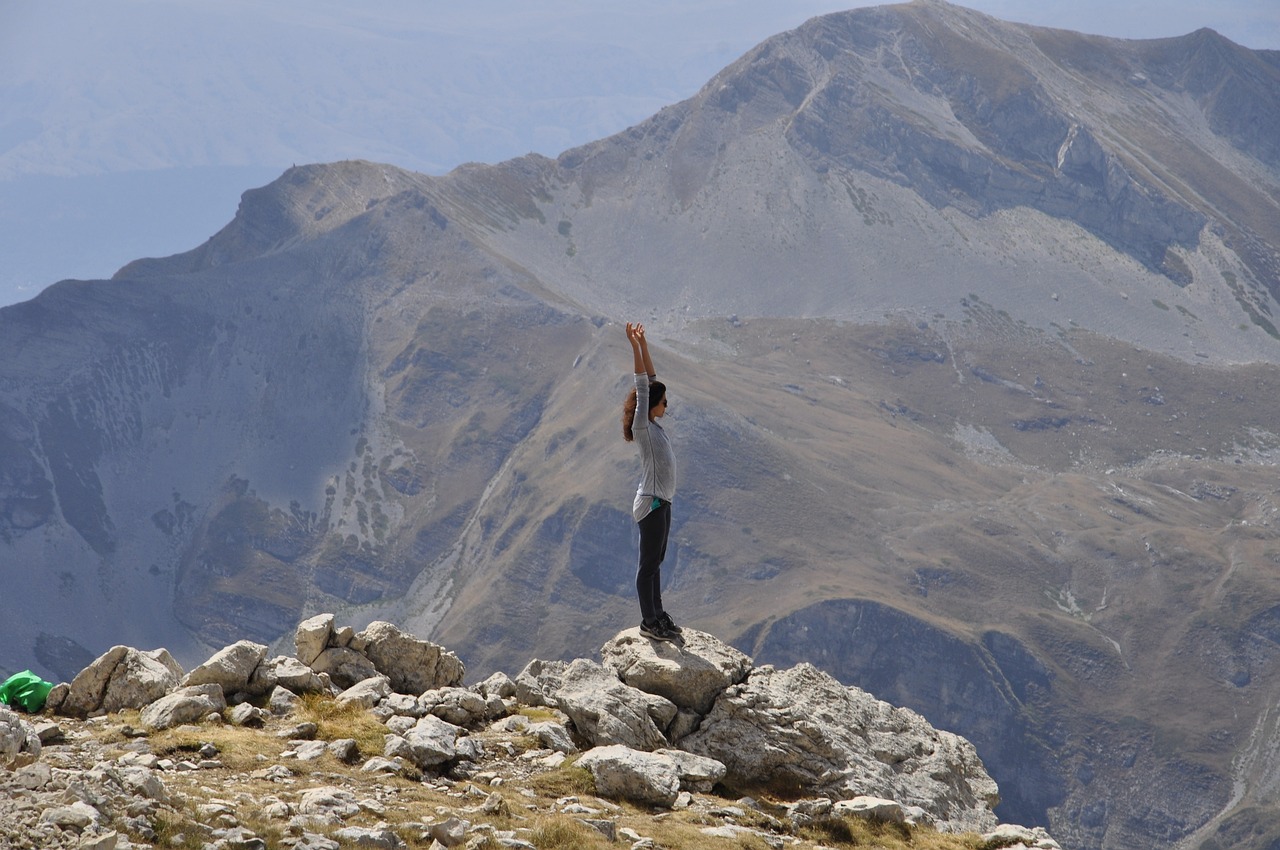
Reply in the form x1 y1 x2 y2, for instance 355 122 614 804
140 684 227 730
516 658 676 750
295 613 336 666
57 645 184 718
0 704 41 769
576 745 681 807
387 714 463 770
355 621 465 695
181 640 268 696
681 663 1000 833
250 655 327 695
600 628 752 715
310 646 380 690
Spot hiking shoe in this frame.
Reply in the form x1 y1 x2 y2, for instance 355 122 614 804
659 611 683 634
639 619 676 641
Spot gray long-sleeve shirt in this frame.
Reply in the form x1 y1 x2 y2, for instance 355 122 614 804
631 372 676 521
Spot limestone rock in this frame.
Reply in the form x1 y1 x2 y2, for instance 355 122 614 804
182 640 269 696
295 613 335 666
576 744 681 808
140 683 227 730
681 662 1000 833
311 646 380 690
335 675 391 710
251 655 326 695
298 786 360 820
398 714 462 769
417 686 490 727
833 796 907 823
100 648 184 713
0 704 41 768
269 685 301 716
356 621 465 695
655 748 726 793
515 658 676 750
601 628 752 715
982 824 1063 849
58 645 129 717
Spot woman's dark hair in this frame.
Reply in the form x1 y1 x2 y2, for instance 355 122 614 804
622 380 666 442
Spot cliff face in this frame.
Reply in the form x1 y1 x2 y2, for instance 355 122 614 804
3 4 1280 850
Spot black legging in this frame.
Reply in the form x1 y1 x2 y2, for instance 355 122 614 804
636 501 671 624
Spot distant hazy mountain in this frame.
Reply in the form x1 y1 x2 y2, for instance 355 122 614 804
3 3 1280 849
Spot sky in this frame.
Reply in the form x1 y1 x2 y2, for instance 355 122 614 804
0 0 1276 305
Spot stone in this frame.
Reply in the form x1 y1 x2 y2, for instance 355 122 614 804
182 641 269 696
0 704 41 768
475 672 516 699
332 826 404 848
228 703 268 728
655 748 726 792
329 738 361 763
291 740 329 761
601 628 752 715
575 745 681 808
427 816 468 847
418 687 489 727
295 613 335 666
140 684 227 730
58 645 130 717
515 658 676 751
527 720 577 754
311 647 380 690
681 662 1000 833
833 796 907 823
78 831 121 850
99 648 185 713
298 786 361 820
356 621 466 694
981 824 1063 849
335 675 392 709
268 685 301 716
399 714 462 769
251 655 326 696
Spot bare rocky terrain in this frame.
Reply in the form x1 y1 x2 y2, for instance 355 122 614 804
2 3 1279 849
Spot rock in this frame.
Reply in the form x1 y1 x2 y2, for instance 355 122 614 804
278 721 319 740
182 640 269 696
140 684 227 730
833 796 907 823
398 714 462 769
78 831 120 850
251 655 326 696
332 826 405 848
99 648 184 713
43 681 69 714
13 761 52 789
228 703 268 728
298 786 360 820
356 621 465 695
418 687 490 727
527 720 577 754
0 705 41 768
311 647 380 690
981 824 1063 849
601 628 752 715
681 662 1000 833
39 800 100 830
329 738 361 764
295 613 335 666
34 721 64 744
291 740 329 761
428 816 468 847
268 685 301 716
576 745 681 808
655 748 725 792
475 672 516 699
56 645 181 716
360 756 404 774
335 675 392 709
515 658 676 750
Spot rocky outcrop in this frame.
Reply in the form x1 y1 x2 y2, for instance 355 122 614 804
48 646 184 719
3 614 1050 848
681 661 1000 833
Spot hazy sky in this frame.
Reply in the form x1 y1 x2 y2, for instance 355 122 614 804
0 0 1276 304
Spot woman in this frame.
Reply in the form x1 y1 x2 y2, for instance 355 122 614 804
623 322 682 642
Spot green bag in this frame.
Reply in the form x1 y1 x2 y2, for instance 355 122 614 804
0 670 54 713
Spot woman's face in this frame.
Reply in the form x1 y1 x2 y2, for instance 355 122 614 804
651 395 668 419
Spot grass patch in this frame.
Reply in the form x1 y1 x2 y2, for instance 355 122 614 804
528 763 597 798
297 691 388 754
529 815 614 848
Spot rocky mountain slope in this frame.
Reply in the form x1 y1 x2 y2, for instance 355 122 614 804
1 615 1059 850
2 2 1280 849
